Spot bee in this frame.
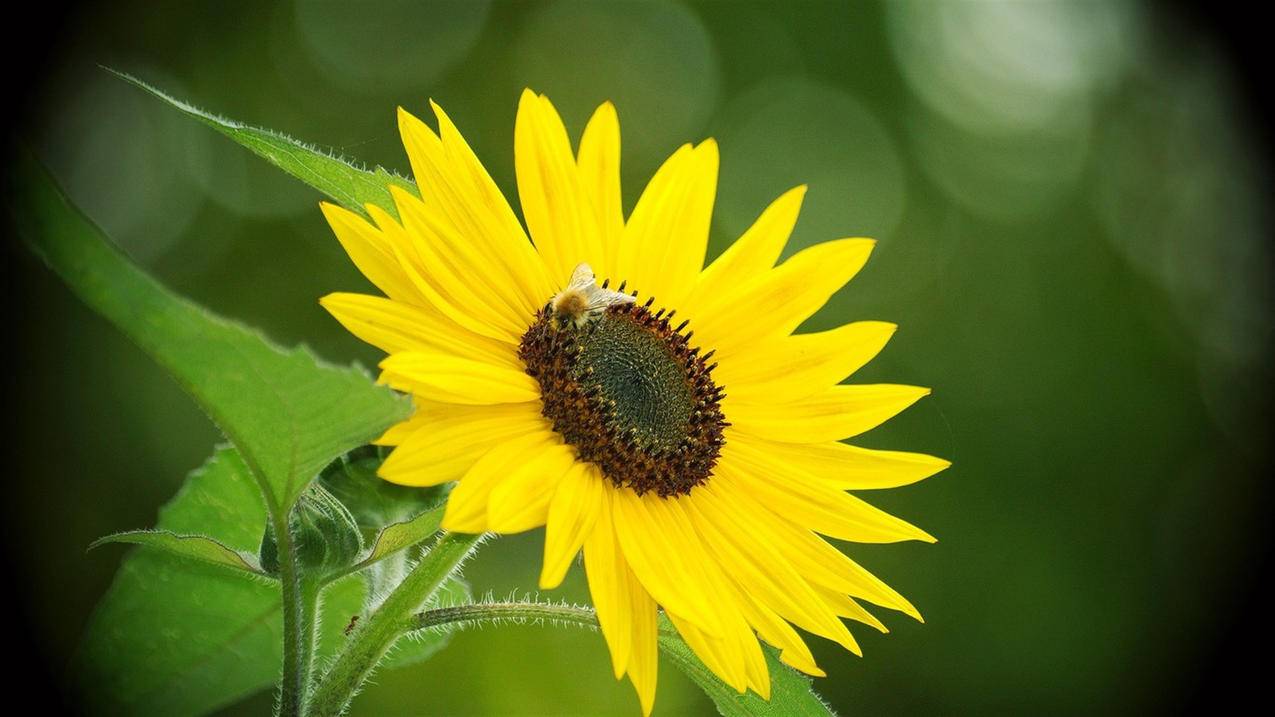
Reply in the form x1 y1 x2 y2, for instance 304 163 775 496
550 263 634 329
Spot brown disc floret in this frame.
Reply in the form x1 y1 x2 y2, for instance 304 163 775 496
519 296 726 497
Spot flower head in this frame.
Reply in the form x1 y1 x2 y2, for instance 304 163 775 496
321 90 948 714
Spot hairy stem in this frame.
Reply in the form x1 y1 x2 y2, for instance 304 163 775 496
276 514 319 717
406 601 602 633
307 531 483 717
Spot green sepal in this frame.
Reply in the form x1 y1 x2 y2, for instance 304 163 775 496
314 446 452 584
260 482 364 579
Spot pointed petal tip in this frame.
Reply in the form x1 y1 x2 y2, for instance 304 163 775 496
752 676 772 701
630 674 656 717
318 200 349 221
385 182 416 205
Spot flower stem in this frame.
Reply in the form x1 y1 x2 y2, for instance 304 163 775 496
307 531 483 717
276 514 320 717
406 600 601 633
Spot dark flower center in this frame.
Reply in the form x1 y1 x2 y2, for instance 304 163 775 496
519 296 726 497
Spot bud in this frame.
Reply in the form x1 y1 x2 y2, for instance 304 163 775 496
260 481 364 578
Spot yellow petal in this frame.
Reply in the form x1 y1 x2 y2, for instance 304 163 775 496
611 491 725 637
583 494 632 677
320 292 519 370
374 411 427 446
397 105 555 310
736 437 951 490
320 202 423 305
717 452 935 544
429 100 557 311
685 489 861 651
666 613 747 693
486 442 577 534
736 595 827 675
704 478 922 620
540 462 605 589
816 586 888 634
379 351 540 405
389 186 532 340
576 101 624 277
441 431 560 533
666 604 768 699
716 321 897 403
694 238 874 359
656 503 771 698
624 568 660 716
516 90 605 283
378 402 547 486
684 185 806 312
617 140 719 309
367 203 519 344
727 384 930 443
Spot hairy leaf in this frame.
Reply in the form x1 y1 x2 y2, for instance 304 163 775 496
11 150 412 513
91 530 267 577
109 68 415 217
74 447 457 715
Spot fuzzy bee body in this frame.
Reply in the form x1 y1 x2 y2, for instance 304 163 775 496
550 263 635 329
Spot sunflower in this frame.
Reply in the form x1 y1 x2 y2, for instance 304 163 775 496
320 90 947 714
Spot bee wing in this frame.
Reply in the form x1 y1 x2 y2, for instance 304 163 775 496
567 263 597 292
565 262 634 313
584 286 636 312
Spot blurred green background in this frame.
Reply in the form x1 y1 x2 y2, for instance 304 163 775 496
9 0 1270 714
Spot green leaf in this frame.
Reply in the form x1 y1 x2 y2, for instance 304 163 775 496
75 447 455 715
90 530 267 577
10 149 412 513
656 617 835 717
75 447 285 714
107 68 415 217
